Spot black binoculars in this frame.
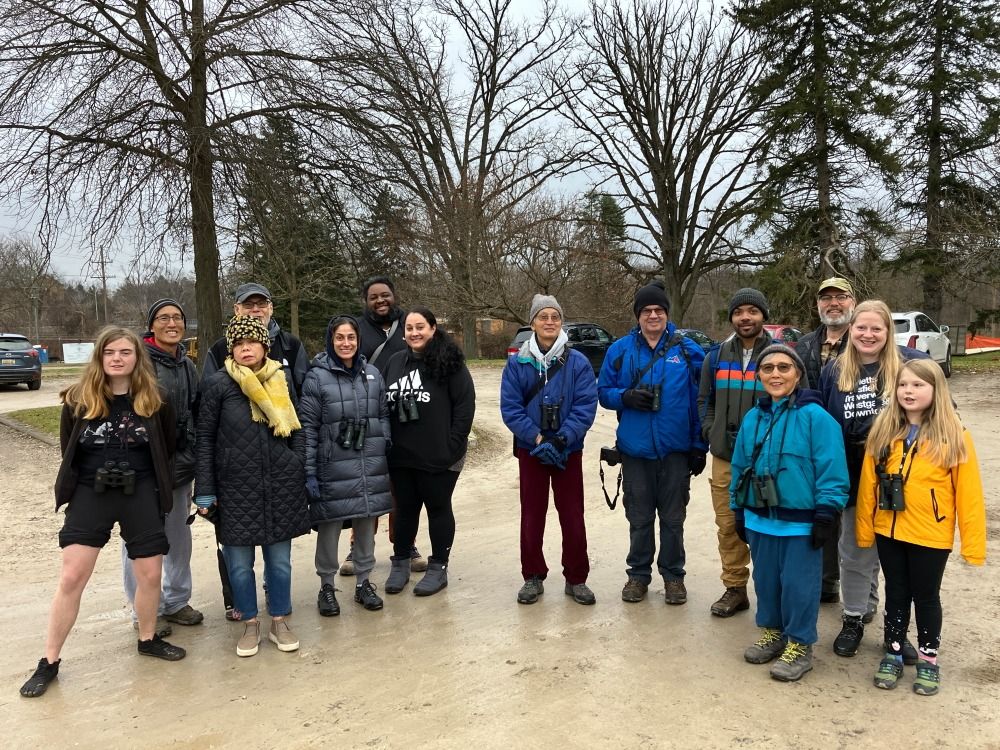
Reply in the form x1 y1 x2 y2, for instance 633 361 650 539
541 402 561 431
337 419 367 451
878 471 906 511
94 460 136 495
651 384 662 412
752 473 780 507
397 393 420 423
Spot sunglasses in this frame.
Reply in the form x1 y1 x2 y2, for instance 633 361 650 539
759 362 796 374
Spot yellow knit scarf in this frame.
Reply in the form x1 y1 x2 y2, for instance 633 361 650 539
224 357 301 437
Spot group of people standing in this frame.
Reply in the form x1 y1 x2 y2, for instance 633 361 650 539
21 276 475 696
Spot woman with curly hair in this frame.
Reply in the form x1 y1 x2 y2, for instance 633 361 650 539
21 327 184 698
381 306 476 596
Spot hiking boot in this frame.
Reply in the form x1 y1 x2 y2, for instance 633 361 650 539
339 547 355 576
711 586 750 617
137 634 186 661
621 578 648 603
744 628 786 664
565 583 596 605
236 621 261 657
384 555 411 594
770 642 813 682
164 605 204 626
354 580 384 611
413 559 448 596
833 614 864 657
664 579 687 605
317 583 340 617
410 546 429 573
913 660 940 696
517 577 544 604
20 658 60 698
268 618 299 652
862 601 878 624
133 616 172 638
873 656 904 690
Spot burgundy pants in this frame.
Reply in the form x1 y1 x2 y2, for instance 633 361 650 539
516 448 589 584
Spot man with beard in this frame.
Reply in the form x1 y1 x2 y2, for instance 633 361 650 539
797 277 856 604
698 289 772 617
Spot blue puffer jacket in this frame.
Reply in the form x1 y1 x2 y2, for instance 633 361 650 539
728 389 849 527
500 345 597 453
597 324 707 459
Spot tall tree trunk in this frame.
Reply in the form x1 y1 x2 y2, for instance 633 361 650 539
923 0 945 322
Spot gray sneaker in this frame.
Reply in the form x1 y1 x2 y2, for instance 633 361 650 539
517 577 544 604
564 582 596 605
770 642 813 682
744 628 786 664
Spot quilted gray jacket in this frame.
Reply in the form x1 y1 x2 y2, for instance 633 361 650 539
299 353 392 525
194 368 309 546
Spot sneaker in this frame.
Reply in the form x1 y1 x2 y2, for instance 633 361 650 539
744 628 786 664
225 605 238 622
902 639 919 666
664 579 687 605
137 634 186 661
20 658 60 698
317 583 340 617
873 656 904 690
354 580 384 611
133 616 172 638
517 577 544 605
621 578 648 603
237 621 260 657
565 582 596 605
410 546 429 573
163 605 204 626
770 642 813 682
339 548 356 576
268 618 299 652
913 660 940 696
833 614 864 657
711 586 750 617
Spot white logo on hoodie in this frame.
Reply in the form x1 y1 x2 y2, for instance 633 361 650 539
387 368 430 403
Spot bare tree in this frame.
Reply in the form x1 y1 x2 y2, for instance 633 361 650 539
0 237 56 337
557 0 778 323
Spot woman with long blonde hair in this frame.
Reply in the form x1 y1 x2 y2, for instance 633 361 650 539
819 299 929 661
20 327 185 698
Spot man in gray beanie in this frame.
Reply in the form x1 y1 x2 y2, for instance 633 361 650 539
698 287 773 617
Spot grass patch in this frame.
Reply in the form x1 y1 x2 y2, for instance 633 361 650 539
952 350 1000 374
8 406 61 437
466 358 507 368
42 363 85 377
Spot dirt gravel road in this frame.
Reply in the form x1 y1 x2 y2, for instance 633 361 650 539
2 367 998 749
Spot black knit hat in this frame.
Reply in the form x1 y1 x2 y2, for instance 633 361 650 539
146 298 186 332
728 288 769 321
225 315 270 353
757 343 805 379
633 280 670 318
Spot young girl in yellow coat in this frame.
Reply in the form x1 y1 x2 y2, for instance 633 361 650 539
857 358 985 696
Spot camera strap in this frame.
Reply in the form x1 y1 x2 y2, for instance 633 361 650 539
513 355 566 457
599 461 622 510
628 332 681 390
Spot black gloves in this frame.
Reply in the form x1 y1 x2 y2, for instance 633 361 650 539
734 508 747 544
622 388 656 411
688 450 707 477
811 507 838 550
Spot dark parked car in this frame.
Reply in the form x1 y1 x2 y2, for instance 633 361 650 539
507 322 616 375
676 328 716 352
763 324 804 348
0 333 42 390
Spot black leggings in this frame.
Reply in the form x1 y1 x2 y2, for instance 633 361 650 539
390 467 459 563
876 534 950 658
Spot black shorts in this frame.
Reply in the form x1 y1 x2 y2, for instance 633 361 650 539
58 476 168 559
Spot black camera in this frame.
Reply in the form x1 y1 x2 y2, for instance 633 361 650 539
600 446 621 466
878 472 906 511
338 419 356 449
397 393 420 423
94 460 136 495
752 474 780 507
541 402 561 431
651 384 662 412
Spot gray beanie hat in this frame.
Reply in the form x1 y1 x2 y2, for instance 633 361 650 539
756 343 805 378
146 298 186 332
728 288 770 321
529 293 563 322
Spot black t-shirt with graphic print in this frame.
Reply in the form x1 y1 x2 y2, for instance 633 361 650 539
75 394 154 485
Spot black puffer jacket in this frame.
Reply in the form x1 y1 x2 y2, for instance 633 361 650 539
145 336 198 486
194 367 309 546
299 352 392 525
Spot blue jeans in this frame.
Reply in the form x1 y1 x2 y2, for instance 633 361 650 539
748 529 821 645
222 540 292 620
621 452 690 584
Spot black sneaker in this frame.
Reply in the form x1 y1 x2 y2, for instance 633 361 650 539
318 583 340 617
20 658 60 698
887 638 921 666
833 614 864 657
354 580 384 611
137 634 186 661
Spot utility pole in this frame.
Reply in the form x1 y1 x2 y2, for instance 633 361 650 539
91 245 114 325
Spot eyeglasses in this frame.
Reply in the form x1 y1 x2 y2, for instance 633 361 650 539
239 300 271 310
535 314 562 323
639 307 666 318
818 294 852 303
759 362 795 374
153 314 184 324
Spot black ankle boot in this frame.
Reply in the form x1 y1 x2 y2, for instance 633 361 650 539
834 614 864 657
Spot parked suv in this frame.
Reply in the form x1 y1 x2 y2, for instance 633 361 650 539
893 311 952 376
0 333 42 390
507 322 616 375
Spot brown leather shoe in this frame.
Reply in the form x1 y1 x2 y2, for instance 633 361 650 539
621 578 648 603
663 579 687 605
710 586 750 617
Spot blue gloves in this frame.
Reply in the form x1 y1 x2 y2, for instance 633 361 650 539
531 440 567 469
305 476 321 502
193 495 216 510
